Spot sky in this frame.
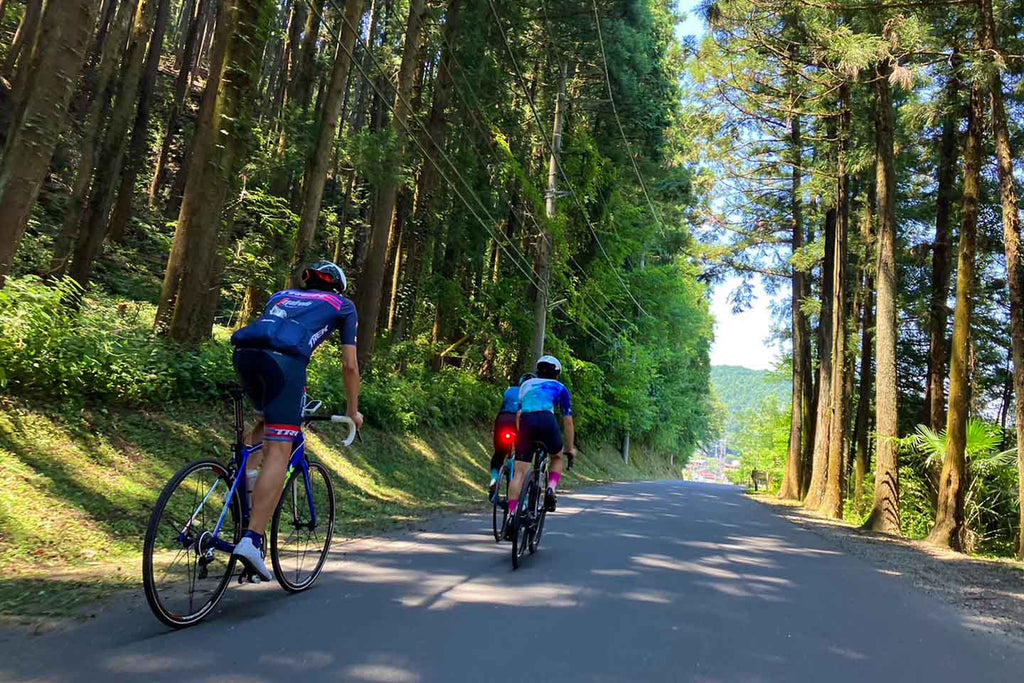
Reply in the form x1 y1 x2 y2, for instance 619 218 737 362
709 277 783 370
673 2 781 371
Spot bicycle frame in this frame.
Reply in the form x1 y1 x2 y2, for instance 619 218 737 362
201 439 316 554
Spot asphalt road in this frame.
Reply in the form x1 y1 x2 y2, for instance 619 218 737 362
2 480 1022 682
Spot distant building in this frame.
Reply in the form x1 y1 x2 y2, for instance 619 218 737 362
683 440 737 484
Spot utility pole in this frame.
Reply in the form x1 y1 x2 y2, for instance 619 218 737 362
622 250 645 465
531 62 567 363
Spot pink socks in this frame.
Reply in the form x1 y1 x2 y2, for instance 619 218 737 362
549 472 561 492
508 500 519 515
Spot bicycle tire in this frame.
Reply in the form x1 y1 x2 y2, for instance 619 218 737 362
143 458 240 628
529 465 549 554
492 462 511 542
511 471 534 570
270 461 336 592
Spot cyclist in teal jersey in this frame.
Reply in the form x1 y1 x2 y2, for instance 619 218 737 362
507 355 576 520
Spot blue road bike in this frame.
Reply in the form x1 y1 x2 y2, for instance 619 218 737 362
142 386 356 628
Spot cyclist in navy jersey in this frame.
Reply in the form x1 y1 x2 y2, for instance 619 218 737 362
488 373 534 500
507 355 576 523
229 261 363 580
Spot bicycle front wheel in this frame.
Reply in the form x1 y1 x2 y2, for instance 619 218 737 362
143 459 240 628
511 472 534 570
271 461 336 592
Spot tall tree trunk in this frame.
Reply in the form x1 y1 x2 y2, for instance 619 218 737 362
393 0 462 343
157 0 266 342
66 0 160 293
270 0 302 126
779 110 809 501
108 0 172 243
853 182 876 512
925 67 961 431
289 0 323 112
804 203 836 509
530 62 567 364
148 0 208 206
48 0 139 276
2 0 42 76
927 84 983 551
979 0 1024 560
290 0 366 283
864 60 901 535
354 0 427 368
0 0 100 285
173 0 197 55
820 85 852 519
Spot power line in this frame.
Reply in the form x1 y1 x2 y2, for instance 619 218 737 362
313 0 617 349
429 21 632 339
486 0 653 319
589 0 670 241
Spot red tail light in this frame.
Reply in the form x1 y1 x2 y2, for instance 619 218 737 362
503 431 515 441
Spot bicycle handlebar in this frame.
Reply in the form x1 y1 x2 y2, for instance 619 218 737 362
304 414 359 446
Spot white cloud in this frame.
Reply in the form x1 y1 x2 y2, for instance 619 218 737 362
709 277 783 370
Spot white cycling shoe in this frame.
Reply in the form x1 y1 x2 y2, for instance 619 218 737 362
232 536 272 581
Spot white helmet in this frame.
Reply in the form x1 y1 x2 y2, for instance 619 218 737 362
536 355 562 377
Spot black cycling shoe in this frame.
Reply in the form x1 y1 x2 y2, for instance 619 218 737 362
544 488 557 512
488 481 497 502
503 516 515 541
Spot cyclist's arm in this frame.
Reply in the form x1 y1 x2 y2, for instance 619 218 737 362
342 345 360 418
339 307 362 427
563 415 575 455
559 385 575 455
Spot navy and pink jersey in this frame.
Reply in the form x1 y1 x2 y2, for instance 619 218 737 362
231 289 358 362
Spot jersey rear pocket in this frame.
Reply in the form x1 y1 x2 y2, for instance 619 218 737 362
231 318 307 355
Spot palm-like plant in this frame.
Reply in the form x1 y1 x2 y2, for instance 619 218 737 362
903 420 1019 552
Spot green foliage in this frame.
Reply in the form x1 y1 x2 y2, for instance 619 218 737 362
891 421 1020 551
0 277 234 405
711 365 790 439
730 396 790 493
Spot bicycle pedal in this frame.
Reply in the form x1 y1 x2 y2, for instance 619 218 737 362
238 569 263 585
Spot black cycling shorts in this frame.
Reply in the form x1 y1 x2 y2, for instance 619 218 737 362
233 347 306 442
516 411 563 463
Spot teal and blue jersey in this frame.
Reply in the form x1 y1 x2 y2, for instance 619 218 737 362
519 378 572 416
499 386 521 414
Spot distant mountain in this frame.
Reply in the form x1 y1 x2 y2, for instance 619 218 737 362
711 365 791 439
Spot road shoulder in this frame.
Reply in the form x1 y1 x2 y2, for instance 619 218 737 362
750 493 1024 643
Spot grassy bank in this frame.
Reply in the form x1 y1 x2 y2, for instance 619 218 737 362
0 396 679 620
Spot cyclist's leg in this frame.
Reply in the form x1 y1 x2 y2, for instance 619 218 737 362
533 413 564 510
508 414 538 515
232 349 305 579
490 413 516 497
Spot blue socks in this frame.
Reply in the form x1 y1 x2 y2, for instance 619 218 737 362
244 530 263 549
490 468 499 484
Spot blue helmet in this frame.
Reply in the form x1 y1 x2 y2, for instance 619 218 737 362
517 372 535 386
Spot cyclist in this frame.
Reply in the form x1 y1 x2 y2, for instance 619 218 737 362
489 373 534 500
507 355 575 524
229 261 363 581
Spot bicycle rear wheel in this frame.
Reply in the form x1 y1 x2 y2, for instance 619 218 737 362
529 466 548 554
271 461 336 592
511 472 534 570
492 461 511 542
143 459 240 628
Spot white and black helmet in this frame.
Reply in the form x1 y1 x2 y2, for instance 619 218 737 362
301 260 347 293
535 354 562 378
